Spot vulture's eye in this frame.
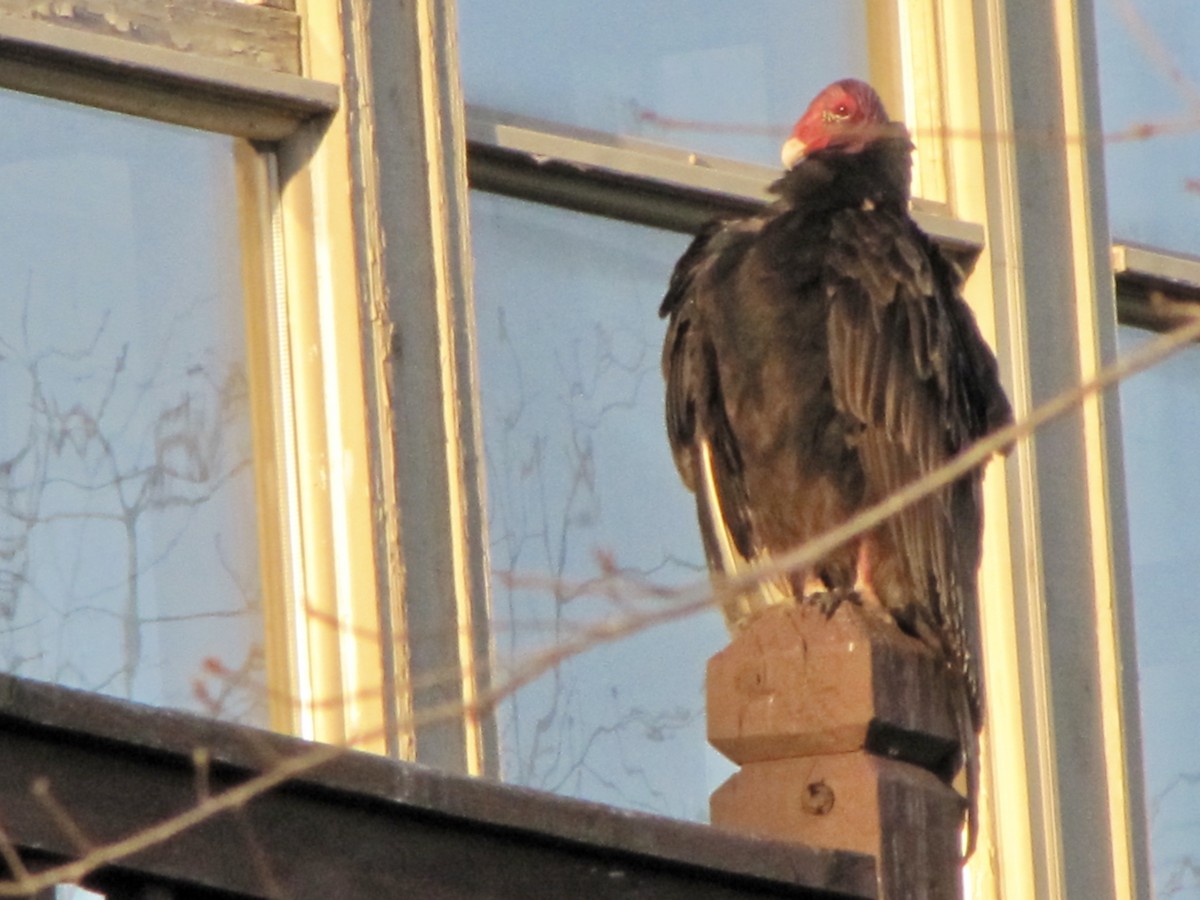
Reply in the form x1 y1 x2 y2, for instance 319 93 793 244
832 102 851 118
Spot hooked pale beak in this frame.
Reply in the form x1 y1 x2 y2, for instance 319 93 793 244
781 136 806 169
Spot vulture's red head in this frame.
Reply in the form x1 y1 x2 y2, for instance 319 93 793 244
781 79 891 169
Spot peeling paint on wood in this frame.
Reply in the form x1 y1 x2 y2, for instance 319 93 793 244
0 0 301 74
0 16 336 139
230 0 294 11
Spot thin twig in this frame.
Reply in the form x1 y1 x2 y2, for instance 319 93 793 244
193 747 211 802
30 778 94 854
0 745 343 897
0 824 31 887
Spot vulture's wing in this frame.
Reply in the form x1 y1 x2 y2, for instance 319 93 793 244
661 220 792 625
823 203 1009 714
823 204 1010 854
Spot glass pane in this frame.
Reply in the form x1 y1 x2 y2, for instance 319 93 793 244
471 191 734 819
459 2 872 168
0 90 266 726
1118 326 1200 897
1095 1 1200 254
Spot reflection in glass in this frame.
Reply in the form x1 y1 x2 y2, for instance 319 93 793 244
1118 326 1200 897
1095 1 1200 254
459 2 871 168
0 90 265 725
471 191 734 820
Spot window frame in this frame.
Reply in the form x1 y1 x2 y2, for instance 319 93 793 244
437 1 1195 898
0 2 411 756
0 12 334 138
9 1 1196 896
332 0 494 771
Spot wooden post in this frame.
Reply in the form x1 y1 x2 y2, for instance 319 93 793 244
708 602 966 900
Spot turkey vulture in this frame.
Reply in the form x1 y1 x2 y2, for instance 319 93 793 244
660 78 1011 852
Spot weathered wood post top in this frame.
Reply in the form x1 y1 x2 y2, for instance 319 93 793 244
708 601 967 900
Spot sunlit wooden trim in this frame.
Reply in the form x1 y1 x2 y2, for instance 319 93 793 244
414 0 492 777
1113 242 1200 293
239 0 296 10
0 15 336 139
252 0 388 753
865 2 903 138
235 143 302 735
304 0 496 775
932 3 1039 898
340 0 414 762
1055 2 1149 897
977 1 1069 895
960 1 1147 898
897 0 950 206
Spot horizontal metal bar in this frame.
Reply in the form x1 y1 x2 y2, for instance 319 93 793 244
1112 243 1200 333
468 106 777 204
0 16 338 139
1112 242 1200 291
467 104 987 260
467 141 763 234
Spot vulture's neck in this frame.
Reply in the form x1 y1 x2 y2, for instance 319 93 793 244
770 133 913 214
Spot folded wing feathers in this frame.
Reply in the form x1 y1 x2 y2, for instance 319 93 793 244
824 204 988 672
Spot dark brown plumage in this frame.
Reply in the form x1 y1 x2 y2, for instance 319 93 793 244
660 79 1011 854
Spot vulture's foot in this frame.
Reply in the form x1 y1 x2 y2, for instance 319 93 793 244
804 587 857 620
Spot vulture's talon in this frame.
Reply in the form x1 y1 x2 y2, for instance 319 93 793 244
805 588 856 619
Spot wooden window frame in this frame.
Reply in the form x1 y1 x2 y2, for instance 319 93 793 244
0 9 332 139
0 2 413 760
443 2 1200 899
331 0 493 770
11 0 1198 896
338 2 1200 894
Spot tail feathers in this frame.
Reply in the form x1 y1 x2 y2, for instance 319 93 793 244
695 440 793 630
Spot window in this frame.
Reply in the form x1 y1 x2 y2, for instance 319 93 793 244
0 90 266 723
1116 328 1200 899
454 2 1158 899
459 1 900 820
1097 2 1200 896
0 2 1180 898
471 191 729 816
459 3 876 168
0 2 391 750
1096 0 1200 256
